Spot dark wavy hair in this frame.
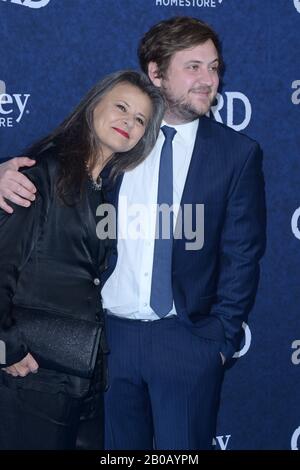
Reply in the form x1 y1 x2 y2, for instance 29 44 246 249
138 16 223 79
27 70 165 204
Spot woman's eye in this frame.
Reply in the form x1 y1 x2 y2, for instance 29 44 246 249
136 117 145 126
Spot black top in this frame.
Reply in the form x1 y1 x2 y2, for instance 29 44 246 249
0 149 111 396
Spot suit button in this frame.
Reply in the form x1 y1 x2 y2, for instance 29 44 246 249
93 278 100 286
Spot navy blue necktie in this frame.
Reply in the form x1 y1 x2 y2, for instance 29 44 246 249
150 125 177 317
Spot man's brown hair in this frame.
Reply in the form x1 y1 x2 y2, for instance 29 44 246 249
138 16 223 78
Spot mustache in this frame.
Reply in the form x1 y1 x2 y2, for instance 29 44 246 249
190 86 212 93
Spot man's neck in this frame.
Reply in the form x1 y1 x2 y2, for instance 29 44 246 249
163 112 198 126
163 116 198 126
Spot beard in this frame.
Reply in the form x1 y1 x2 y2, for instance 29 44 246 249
161 82 216 123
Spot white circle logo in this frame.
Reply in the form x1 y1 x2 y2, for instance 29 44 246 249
291 426 300 450
233 322 252 358
294 0 300 13
1 0 51 9
291 207 300 239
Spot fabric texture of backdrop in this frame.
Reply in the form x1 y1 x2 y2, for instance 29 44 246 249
0 0 299 450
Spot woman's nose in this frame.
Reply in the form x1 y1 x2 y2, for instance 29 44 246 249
123 116 133 128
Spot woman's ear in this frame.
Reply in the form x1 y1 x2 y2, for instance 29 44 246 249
147 62 162 87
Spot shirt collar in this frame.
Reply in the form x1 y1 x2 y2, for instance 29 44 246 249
161 118 199 145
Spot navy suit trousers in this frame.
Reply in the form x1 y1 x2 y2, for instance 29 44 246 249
104 315 225 450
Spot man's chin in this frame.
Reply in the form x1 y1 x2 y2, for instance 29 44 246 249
192 99 213 115
189 105 211 117
168 101 211 121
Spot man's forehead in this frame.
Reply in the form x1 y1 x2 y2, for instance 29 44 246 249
169 42 219 63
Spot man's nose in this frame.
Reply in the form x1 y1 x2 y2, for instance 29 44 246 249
198 68 214 86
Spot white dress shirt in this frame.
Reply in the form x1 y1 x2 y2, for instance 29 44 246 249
102 119 199 319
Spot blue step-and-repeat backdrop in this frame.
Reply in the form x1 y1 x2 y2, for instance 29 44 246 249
0 0 299 450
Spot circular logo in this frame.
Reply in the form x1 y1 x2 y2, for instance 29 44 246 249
233 322 252 358
291 426 300 450
294 0 300 13
291 207 300 239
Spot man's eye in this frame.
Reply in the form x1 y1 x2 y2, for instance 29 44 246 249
116 104 126 112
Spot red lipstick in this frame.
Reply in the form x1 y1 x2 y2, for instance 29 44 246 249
113 127 129 139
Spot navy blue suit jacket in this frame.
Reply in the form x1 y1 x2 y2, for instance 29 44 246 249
102 116 266 360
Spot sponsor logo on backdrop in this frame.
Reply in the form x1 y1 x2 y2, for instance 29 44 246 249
212 435 231 450
210 91 252 131
291 207 300 240
233 322 251 358
1 0 50 8
291 426 300 450
155 0 224 7
291 80 300 104
0 80 30 128
291 340 300 365
293 0 300 13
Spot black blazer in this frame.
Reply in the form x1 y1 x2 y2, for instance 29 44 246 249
0 149 109 370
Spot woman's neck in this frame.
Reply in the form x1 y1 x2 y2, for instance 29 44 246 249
90 153 112 181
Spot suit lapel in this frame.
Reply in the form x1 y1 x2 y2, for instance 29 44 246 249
179 116 212 205
174 117 212 246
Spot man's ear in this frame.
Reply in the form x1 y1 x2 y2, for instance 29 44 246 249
147 62 162 87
